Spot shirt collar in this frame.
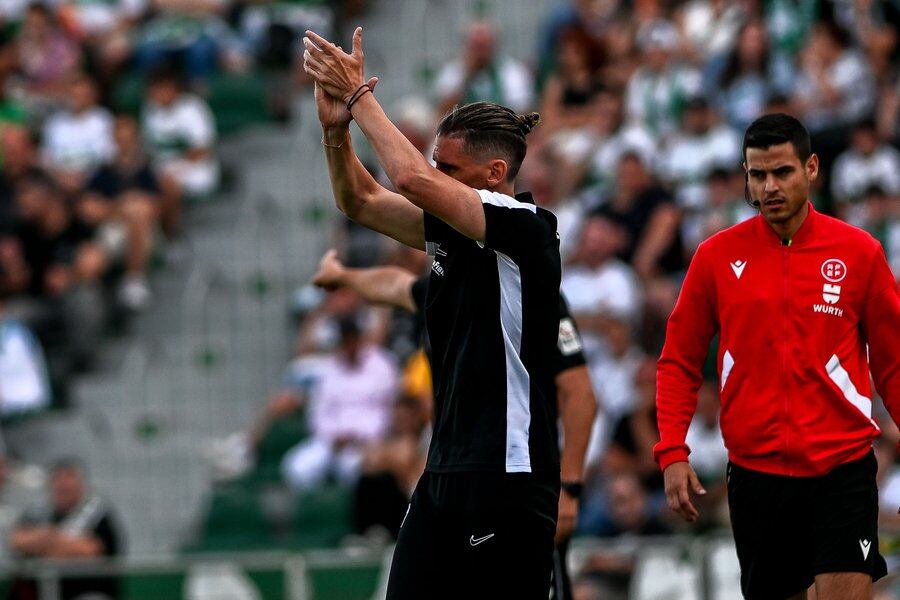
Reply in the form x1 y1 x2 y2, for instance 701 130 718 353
515 191 535 205
755 200 818 247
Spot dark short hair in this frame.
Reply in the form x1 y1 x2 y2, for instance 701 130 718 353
436 102 540 180
147 63 185 89
742 113 811 163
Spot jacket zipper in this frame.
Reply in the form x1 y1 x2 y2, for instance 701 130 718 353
782 241 791 475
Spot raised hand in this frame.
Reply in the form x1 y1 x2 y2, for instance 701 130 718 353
303 27 368 104
311 249 346 290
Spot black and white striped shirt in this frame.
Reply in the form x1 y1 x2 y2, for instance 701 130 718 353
422 190 562 474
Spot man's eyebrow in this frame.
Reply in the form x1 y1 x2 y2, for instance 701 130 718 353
747 164 794 174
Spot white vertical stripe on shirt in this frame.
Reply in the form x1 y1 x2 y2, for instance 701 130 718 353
721 350 735 391
826 354 879 429
496 251 532 473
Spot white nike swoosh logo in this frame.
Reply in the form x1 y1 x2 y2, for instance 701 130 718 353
469 533 495 546
860 539 871 560
730 260 747 279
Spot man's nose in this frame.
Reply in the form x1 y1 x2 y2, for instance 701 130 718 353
764 175 780 194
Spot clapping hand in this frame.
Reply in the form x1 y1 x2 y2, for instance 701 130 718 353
303 27 375 105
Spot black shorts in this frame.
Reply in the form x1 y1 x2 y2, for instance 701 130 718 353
385 470 559 600
727 450 888 599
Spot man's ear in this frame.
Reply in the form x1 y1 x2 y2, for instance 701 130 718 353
486 159 509 187
806 153 819 183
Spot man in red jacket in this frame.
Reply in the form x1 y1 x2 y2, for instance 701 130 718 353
655 113 899 600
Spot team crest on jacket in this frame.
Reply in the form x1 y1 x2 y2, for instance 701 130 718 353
821 259 847 282
814 258 846 317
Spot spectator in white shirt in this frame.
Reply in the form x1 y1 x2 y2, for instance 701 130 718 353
434 20 534 116
625 20 702 138
561 215 641 361
792 19 876 133
41 74 114 193
657 96 741 209
831 120 900 207
0 286 51 417
282 316 399 491
571 87 656 201
141 66 219 199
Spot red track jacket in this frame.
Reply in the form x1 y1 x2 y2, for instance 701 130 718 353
655 203 900 477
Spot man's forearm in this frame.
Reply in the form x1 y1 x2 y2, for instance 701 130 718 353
557 366 597 481
340 266 417 312
345 93 433 204
322 126 382 219
10 527 54 555
44 531 104 558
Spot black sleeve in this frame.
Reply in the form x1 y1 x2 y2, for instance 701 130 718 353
554 293 587 376
92 512 122 557
423 211 456 255
410 276 428 314
478 190 556 258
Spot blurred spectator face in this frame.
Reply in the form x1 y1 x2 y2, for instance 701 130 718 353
744 142 816 227
464 22 495 71
765 95 793 116
69 75 97 113
850 124 879 155
22 6 52 39
638 21 678 71
807 23 844 66
337 316 363 364
604 19 635 61
2 127 36 177
51 466 85 514
558 36 588 74
557 27 605 75
15 178 55 221
591 87 624 133
862 187 891 222
577 217 625 267
605 317 632 357
615 154 649 197
148 79 180 107
322 287 363 315
520 147 558 206
707 170 733 206
394 98 435 155
0 39 17 75
682 101 711 135
608 473 648 532
114 115 141 155
393 397 425 436
737 21 766 67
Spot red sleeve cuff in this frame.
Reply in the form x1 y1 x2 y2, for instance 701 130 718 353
654 445 690 472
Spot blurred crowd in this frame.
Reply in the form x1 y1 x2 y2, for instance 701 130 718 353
0 0 369 408
216 0 900 597
0 0 359 596
0 0 898 597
